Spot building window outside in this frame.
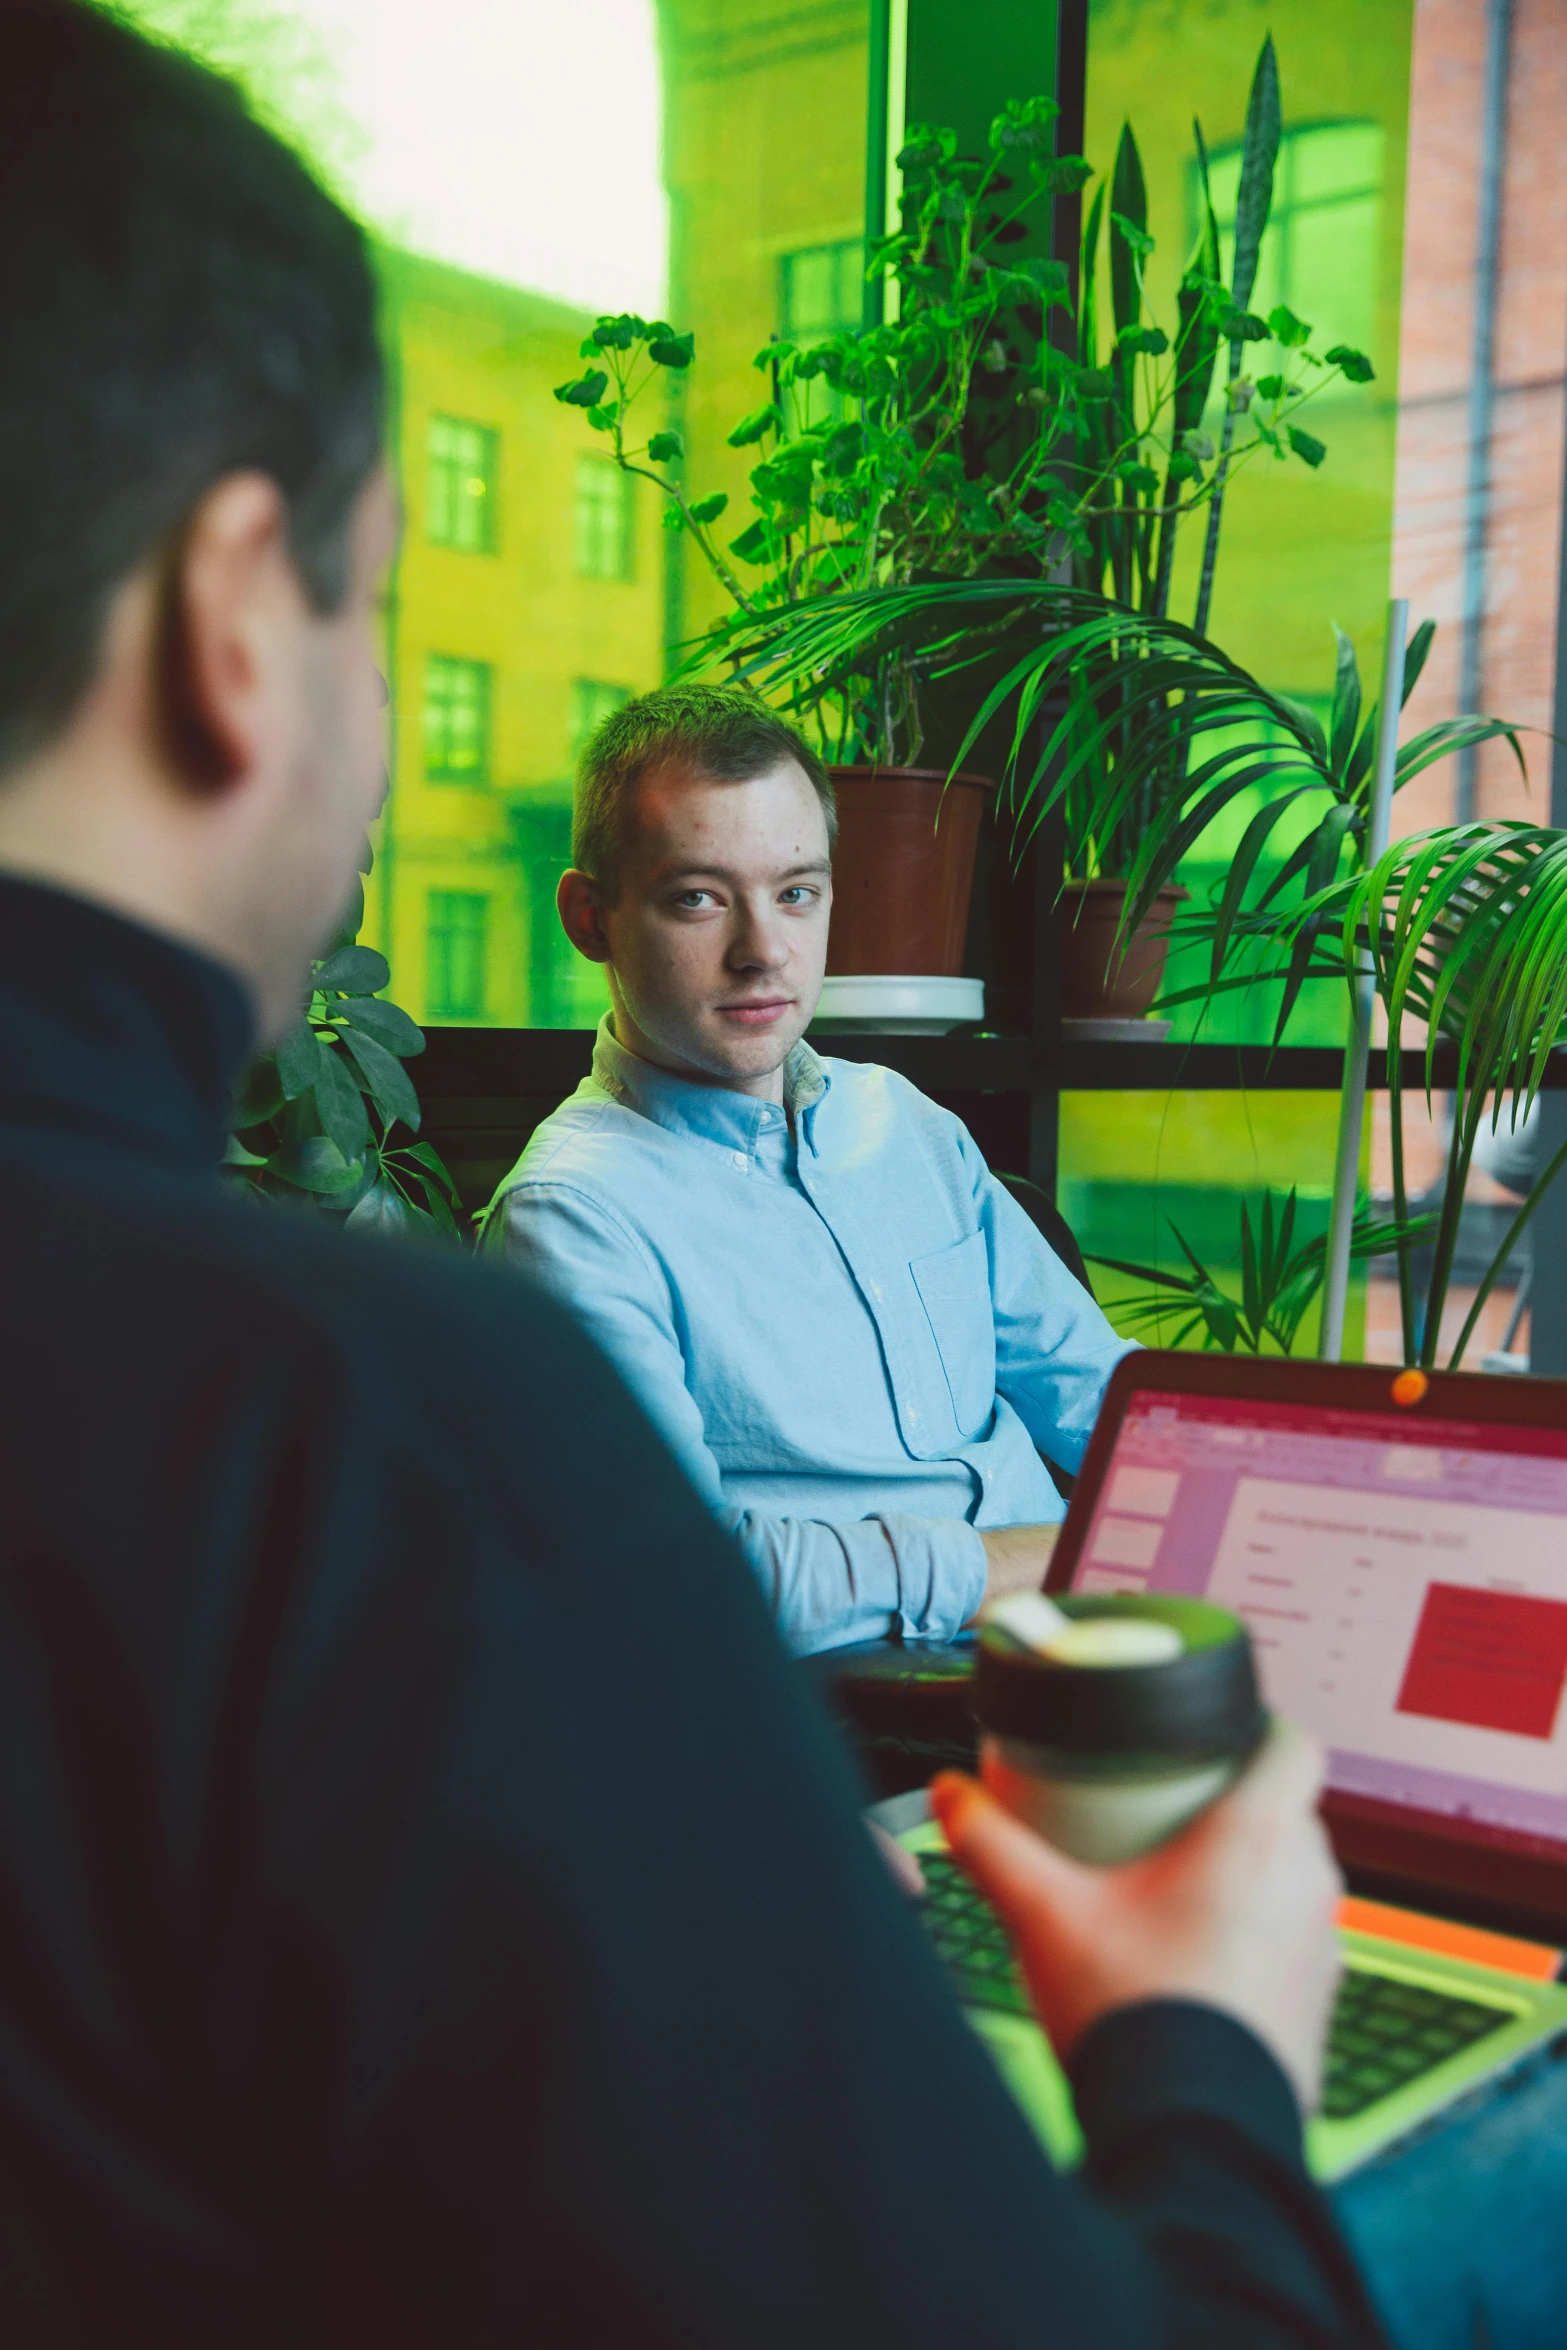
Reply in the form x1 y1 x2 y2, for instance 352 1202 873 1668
569 677 633 765
1201 123 1383 388
427 415 499 553
426 889 489 1020
779 239 864 344
423 653 492 784
575 458 634 580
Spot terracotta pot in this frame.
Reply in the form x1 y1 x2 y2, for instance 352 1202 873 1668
825 766 994 976
1060 880 1188 1021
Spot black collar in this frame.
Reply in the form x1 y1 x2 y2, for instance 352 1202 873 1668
0 874 253 1172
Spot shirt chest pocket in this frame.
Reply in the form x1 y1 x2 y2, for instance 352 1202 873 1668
908 1229 996 1444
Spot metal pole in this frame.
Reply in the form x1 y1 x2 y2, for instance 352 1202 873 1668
1320 598 1409 1360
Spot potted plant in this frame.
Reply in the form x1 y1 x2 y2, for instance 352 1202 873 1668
555 39 1365 1025
226 850 463 1236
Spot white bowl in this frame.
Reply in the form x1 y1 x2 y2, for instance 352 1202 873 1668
810 975 985 1034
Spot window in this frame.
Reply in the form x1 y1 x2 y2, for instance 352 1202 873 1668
575 458 634 580
1202 123 1383 384
779 239 864 345
569 678 632 763
426 414 499 552
423 653 492 784
426 890 489 1021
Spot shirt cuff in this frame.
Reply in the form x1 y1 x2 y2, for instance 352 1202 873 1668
1068 1998 1307 2174
876 1514 988 1640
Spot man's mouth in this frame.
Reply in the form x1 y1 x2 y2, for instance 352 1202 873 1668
716 997 794 1027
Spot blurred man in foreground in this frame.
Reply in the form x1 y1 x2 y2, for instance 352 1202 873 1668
0 5 1383 2345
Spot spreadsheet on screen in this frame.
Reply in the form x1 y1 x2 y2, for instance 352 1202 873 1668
1078 1396 1567 1845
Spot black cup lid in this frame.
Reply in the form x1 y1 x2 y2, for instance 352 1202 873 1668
973 1594 1265 1759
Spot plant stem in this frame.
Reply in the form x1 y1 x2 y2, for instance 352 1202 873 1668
1386 1047 1418 1366
1447 1128 1567 1369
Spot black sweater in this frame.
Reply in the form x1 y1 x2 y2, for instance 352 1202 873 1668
0 875 1387 2347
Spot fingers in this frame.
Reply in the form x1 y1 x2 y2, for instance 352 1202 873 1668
1221 1716 1327 1823
930 1770 1093 1937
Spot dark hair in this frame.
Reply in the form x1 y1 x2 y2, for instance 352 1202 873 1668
574 683 837 891
0 0 384 773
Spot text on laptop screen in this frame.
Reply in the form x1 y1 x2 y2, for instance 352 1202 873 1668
1075 1393 1567 1847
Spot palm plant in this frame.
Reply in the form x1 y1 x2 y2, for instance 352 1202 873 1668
1089 1188 1426 1354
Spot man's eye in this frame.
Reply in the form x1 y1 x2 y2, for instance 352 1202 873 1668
673 890 715 910
780 886 818 906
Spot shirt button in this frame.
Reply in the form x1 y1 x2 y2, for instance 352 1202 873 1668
732 1150 748 1170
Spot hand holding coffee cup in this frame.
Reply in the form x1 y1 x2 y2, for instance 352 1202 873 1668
973 1591 1267 1863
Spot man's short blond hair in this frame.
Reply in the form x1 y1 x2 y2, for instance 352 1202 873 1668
573 683 837 895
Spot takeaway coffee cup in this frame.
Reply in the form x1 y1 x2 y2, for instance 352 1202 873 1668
973 1593 1266 1865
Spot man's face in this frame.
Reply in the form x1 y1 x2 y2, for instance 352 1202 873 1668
593 757 833 1093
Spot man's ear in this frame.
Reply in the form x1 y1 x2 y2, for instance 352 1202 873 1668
155 472 293 793
557 867 615 964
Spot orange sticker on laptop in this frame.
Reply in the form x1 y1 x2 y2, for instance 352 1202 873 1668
1338 1893 1562 1983
1390 1369 1429 1407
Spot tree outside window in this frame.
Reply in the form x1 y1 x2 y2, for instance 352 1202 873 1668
426 889 489 1021
1201 123 1383 397
427 414 499 553
575 457 634 580
423 652 492 783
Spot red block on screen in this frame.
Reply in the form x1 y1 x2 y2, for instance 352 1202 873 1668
1396 1583 1567 1740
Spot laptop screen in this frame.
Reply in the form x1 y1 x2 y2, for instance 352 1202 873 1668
1070 1390 1567 1851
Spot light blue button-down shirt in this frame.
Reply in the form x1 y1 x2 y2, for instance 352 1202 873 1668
491 1018 1132 1654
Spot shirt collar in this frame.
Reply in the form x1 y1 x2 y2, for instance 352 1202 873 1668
591 1014 829 1157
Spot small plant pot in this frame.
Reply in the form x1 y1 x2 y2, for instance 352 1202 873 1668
826 766 994 976
1060 880 1188 1022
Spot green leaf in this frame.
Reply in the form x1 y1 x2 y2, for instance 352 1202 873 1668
661 506 687 534
311 1038 372 1163
273 1018 321 1102
270 1134 362 1195
1329 625 1362 780
314 943 390 995
222 1133 269 1168
727 403 781 449
1108 125 1149 341
231 1055 285 1127
1253 372 1286 399
345 1178 413 1235
728 518 775 564
586 404 619 433
340 1026 422 1132
1222 309 1270 344
589 313 640 350
688 492 729 525
646 331 695 370
1267 303 1312 348
647 430 684 463
330 994 425 1058
1288 425 1327 469
554 370 609 407
1229 35 1281 314
1116 324 1168 355
1326 344 1376 384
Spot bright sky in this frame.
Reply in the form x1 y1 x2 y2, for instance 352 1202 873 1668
123 0 667 313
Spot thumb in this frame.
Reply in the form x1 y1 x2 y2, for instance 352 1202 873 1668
930 1770 1101 1960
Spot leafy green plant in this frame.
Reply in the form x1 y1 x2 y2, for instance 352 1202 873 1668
1090 1188 1427 1354
554 41 1366 767
225 939 462 1237
1243 821 1567 1370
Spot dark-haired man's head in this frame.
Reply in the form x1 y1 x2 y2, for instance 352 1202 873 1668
0 0 390 1038
558 684 836 1098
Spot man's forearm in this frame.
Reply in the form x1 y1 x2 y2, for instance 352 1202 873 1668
731 1508 987 1655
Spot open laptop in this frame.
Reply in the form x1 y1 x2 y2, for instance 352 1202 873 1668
886 1350 1567 2181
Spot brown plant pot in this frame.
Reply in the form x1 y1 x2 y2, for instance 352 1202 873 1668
825 766 994 976
1060 880 1189 1021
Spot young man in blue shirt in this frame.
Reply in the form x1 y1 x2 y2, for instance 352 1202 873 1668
491 685 1134 1654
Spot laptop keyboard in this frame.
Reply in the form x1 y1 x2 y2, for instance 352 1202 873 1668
915 1853 1515 2120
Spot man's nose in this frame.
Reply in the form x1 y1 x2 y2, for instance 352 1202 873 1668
726 900 790 969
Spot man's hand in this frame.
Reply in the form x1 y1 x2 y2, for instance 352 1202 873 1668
975 1523 1058 1613
930 1721 1342 2110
